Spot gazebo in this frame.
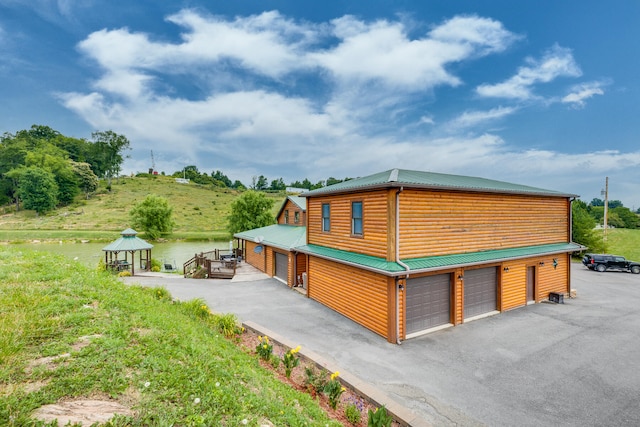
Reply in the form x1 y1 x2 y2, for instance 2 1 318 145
102 228 153 275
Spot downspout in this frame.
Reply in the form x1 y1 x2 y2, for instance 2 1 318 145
396 186 410 345
569 197 576 243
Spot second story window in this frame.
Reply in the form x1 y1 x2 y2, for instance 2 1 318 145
284 210 289 224
294 211 300 224
352 201 363 235
322 203 330 232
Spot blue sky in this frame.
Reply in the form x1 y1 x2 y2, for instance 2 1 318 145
1 1 639 209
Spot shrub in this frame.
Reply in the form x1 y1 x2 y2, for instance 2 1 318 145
367 405 393 427
324 371 345 410
282 346 301 378
345 403 361 425
304 366 327 395
215 313 239 338
255 335 273 361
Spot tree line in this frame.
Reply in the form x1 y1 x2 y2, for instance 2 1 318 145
0 125 130 214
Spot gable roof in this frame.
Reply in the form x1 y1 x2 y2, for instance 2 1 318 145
276 195 307 220
234 224 306 251
301 169 577 198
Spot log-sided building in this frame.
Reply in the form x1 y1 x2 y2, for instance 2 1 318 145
236 169 582 343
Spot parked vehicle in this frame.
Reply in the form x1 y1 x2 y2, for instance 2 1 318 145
582 253 640 274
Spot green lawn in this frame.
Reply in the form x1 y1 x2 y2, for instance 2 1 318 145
0 247 340 426
0 175 286 242
600 228 640 260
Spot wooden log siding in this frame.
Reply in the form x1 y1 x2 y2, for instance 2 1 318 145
295 252 306 286
245 241 267 273
399 190 570 258
278 199 306 226
308 256 390 339
307 191 390 258
500 253 570 311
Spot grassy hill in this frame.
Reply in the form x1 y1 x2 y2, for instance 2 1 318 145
0 175 286 242
0 247 342 426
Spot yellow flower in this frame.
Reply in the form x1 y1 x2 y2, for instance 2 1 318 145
294 345 301 353
264 336 269 343
330 371 340 380
341 387 346 392
263 344 267 349
258 336 262 342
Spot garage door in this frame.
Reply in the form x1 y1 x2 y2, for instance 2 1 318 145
274 252 288 282
464 267 497 319
406 274 451 335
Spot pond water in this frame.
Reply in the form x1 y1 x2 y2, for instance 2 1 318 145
6 240 233 269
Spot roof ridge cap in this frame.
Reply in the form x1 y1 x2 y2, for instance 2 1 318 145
388 168 399 182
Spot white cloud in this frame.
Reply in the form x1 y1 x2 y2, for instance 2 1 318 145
57 9 638 206
446 106 518 130
311 15 518 89
562 80 606 108
476 44 582 100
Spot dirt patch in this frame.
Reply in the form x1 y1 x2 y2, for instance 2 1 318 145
32 398 133 426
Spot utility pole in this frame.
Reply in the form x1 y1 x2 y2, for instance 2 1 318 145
602 177 609 243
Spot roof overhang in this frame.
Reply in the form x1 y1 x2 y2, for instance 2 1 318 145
295 242 586 277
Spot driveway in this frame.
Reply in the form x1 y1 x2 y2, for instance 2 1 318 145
124 263 640 426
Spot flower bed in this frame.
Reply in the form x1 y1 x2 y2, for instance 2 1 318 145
237 326 399 426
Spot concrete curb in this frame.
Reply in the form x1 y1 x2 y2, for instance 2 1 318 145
243 321 430 427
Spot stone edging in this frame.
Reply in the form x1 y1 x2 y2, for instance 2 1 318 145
242 321 430 427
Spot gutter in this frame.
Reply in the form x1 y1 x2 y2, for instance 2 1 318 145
395 185 410 345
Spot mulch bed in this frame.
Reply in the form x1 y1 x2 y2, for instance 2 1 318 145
237 328 400 426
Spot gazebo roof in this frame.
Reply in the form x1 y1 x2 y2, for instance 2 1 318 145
102 228 153 252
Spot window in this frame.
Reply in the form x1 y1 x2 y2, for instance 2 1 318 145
284 210 289 224
294 211 300 224
322 203 330 232
352 201 363 235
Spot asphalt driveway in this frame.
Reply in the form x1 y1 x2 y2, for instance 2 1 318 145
124 263 640 426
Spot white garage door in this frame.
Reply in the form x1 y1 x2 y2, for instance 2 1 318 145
464 267 497 319
406 273 451 335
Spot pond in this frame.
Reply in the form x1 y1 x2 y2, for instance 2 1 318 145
6 240 233 270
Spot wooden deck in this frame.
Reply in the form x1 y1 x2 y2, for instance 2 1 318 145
183 249 242 279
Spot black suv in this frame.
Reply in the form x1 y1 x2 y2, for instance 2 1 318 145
582 254 640 274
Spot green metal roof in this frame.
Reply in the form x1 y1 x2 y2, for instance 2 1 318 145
295 242 584 276
102 229 153 252
287 196 306 210
302 169 576 198
294 244 407 273
234 224 306 251
276 196 307 220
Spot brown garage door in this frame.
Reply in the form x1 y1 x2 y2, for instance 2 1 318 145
406 273 451 334
464 267 497 319
274 252 288 282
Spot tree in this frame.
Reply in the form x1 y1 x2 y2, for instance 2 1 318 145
270 178 286 191
227 190 275 235
129 194 174 239
572 200 604 253
71 161 99 199
18 167 58 215
253 175 268 191
90 130 130 187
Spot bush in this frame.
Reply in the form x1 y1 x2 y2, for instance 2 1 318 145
256 335 273 361
345 403 361 425
367 405 392 427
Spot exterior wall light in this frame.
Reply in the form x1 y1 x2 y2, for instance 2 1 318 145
457 274 464 281
553 258 558 269
503 267 509 272
539 261 545 267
